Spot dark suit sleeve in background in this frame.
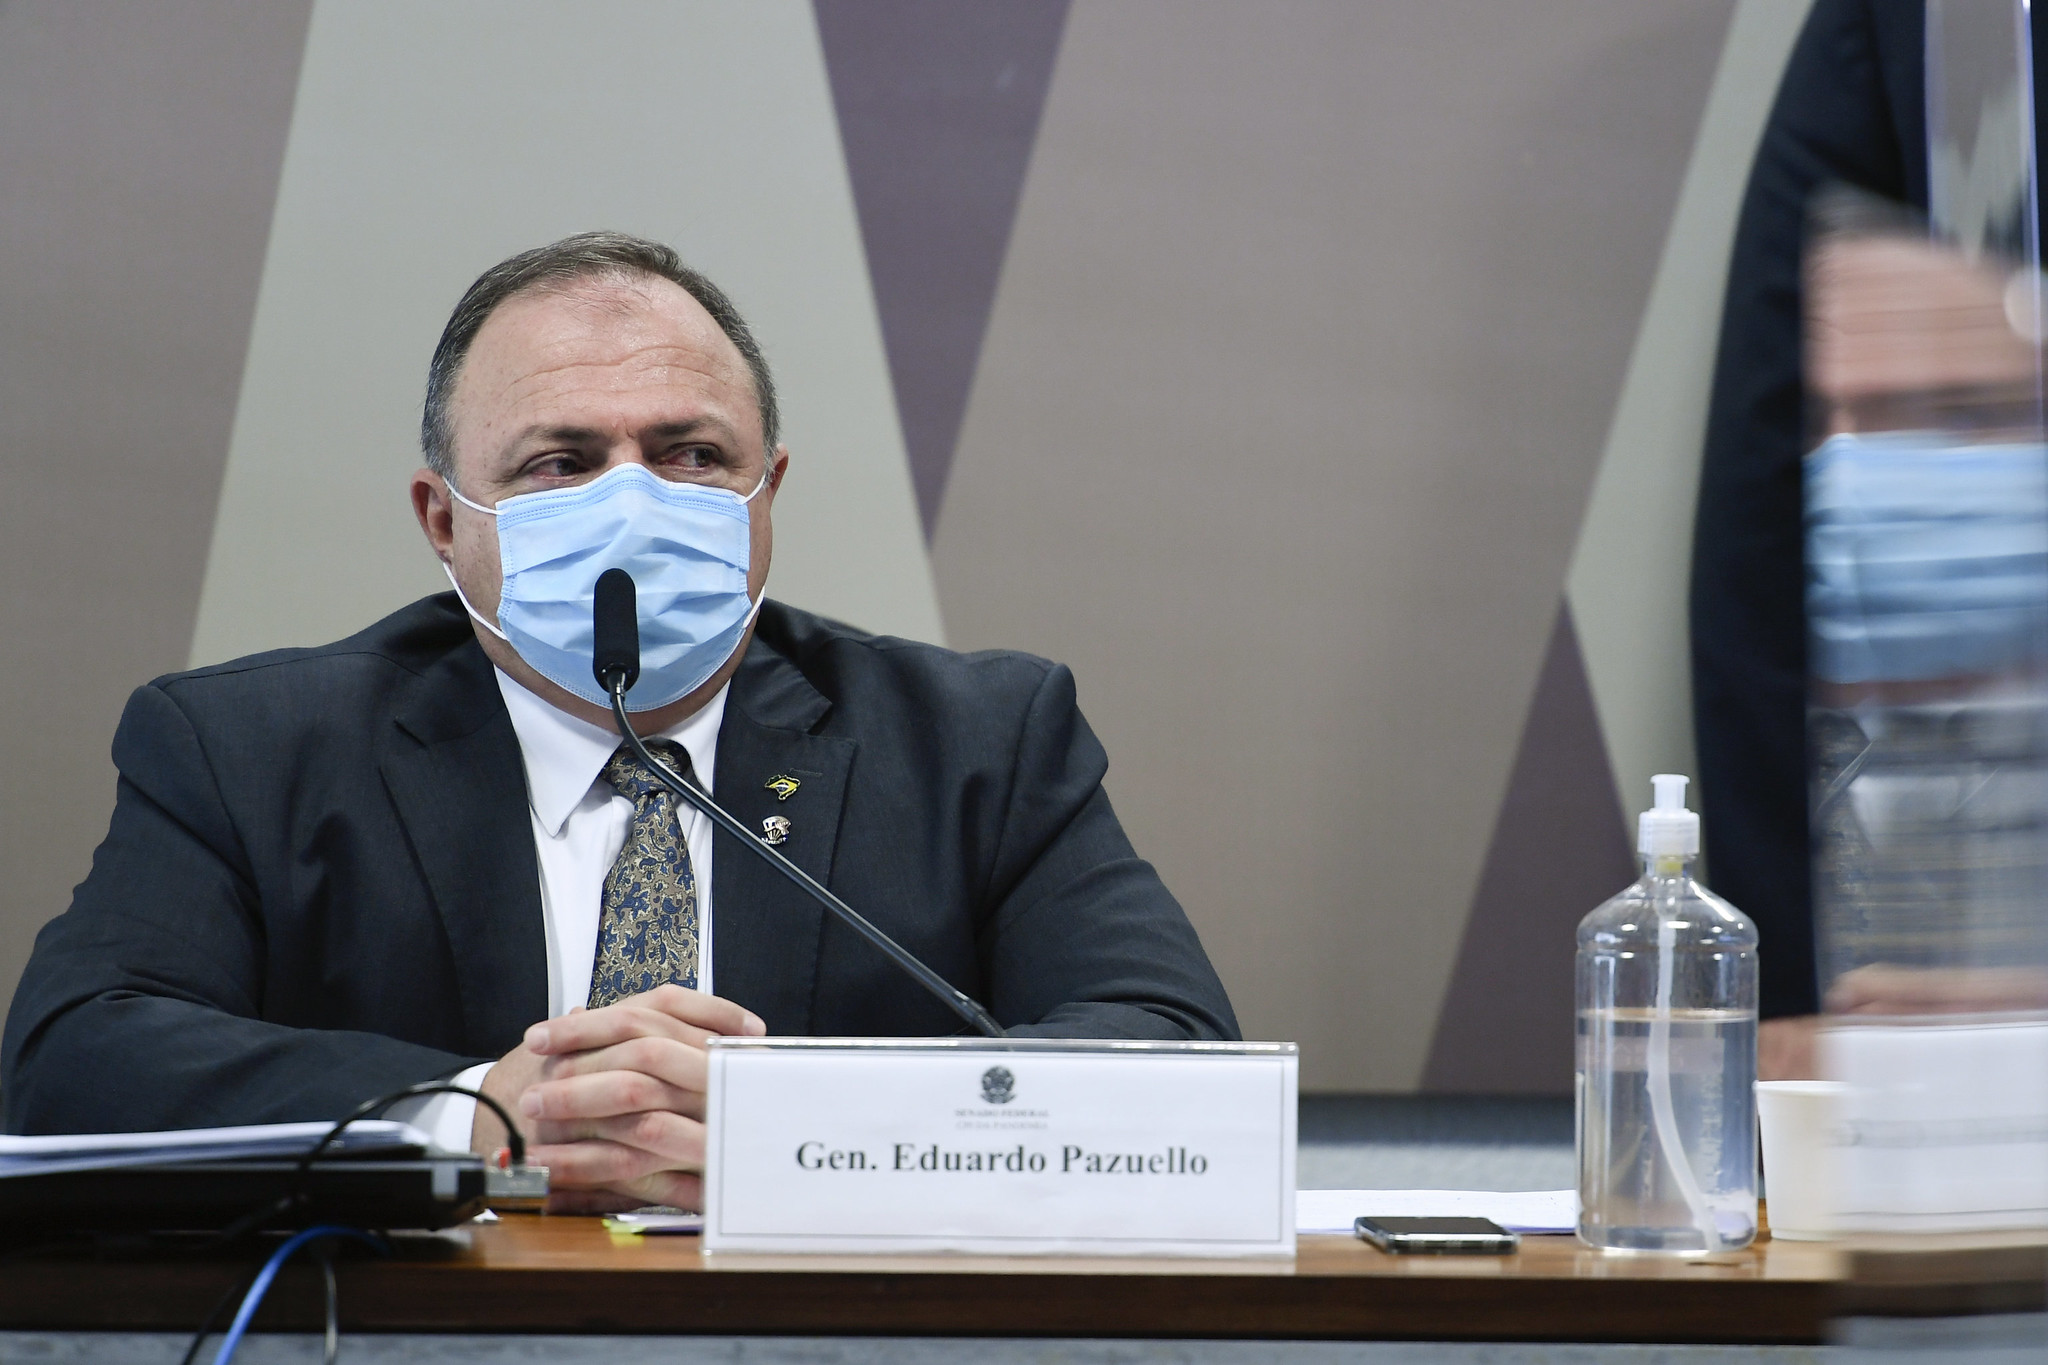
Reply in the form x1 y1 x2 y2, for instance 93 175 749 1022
1689 0 1924 1018
976 663 1241 1042
1 683 474 1133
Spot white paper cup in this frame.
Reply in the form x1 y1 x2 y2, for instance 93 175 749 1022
1756 1080 1845 1241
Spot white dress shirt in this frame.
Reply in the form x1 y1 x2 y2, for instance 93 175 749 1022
399 669 727 1151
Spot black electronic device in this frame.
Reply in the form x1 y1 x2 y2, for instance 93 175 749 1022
0 1084 544 1240
589 567 1005 1038
1353 1215 1520 1255
0 1154 489 1239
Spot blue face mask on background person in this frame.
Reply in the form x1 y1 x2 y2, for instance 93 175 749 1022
1807 430 2048 685
444 461 768 709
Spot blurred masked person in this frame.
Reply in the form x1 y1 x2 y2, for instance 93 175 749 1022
1691 0 2047 1077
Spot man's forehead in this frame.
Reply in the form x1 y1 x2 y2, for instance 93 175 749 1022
475 277 739 376
454 276 755 432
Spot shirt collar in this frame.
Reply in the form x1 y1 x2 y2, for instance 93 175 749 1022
494 669 729 838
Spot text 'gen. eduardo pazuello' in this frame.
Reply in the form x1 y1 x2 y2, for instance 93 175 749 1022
794 1142 1210 1175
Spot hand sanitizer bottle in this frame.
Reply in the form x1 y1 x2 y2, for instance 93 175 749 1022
1577 774 1758 1254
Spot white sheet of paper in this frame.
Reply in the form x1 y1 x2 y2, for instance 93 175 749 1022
1296 1188 1576 1235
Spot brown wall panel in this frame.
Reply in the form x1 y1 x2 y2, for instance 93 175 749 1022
0 2 311 1011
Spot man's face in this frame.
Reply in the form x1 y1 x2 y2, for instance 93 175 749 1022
413 274 786 716
440 275 780 610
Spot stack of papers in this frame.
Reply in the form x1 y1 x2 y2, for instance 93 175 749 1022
0 1120 432 1178
1295 1189 1576 1234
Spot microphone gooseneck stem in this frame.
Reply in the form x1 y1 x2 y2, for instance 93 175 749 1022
606 678 1005 1039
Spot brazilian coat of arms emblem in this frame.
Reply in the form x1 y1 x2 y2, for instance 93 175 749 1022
979 1065 1015 1105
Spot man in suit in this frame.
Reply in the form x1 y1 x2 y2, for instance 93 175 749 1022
2 232 1237 1212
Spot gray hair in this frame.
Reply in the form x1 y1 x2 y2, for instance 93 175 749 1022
420 231 779 480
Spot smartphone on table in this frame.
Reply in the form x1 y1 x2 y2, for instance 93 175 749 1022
1353 1215 1520 1255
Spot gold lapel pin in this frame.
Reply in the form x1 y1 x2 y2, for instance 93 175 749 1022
764 773 801 801
761 815 792 846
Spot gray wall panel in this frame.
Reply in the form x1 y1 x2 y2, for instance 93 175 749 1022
1422 604 1633 1093
187 0 942 671
935 0 1729 1090
0 1 311 1012
815 0 1070 534
1566 0 1815 847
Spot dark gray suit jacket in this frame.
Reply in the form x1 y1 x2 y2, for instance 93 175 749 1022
2 595 1237 1133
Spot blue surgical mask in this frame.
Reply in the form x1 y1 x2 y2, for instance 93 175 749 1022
443 462 769 709
1807 431 2048 684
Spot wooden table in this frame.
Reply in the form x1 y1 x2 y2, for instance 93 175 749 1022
1 1214 2040 1345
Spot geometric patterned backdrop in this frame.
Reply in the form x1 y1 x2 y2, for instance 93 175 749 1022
0 0 1812 1092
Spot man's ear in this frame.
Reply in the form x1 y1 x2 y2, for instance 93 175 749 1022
411 469 455 562
767 444 790 493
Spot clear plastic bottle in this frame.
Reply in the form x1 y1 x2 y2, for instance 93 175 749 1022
1577 775 1758 1254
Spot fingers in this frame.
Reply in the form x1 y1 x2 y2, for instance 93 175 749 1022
544 1187 647 1216
521 1064 705 1124
534 1110 706 1168
523 1001 707 1057
541 1033 711 1090
636 983 766 1037
528 1121 704 1187
614 1170 703 1212
524 986 764 1056
540 1169 703 1215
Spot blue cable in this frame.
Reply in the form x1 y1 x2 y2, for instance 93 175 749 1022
210 1224 384 1365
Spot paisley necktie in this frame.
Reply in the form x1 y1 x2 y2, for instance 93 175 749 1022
587 739 700 1007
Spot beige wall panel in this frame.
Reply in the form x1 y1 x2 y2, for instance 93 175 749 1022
935 0 1727 1089
189 0 941 671
0 2 310 1014
1567 0 1814 837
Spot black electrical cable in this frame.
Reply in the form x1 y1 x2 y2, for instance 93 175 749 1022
178 1081 510 1361
298 1081 526 1173
177 1080 522 1360
176 1266 259 1365
207 1225 385 1365
199 1082 525 1247
318 1244 339 1365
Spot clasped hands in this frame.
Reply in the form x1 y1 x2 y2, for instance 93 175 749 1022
471 983 765 1214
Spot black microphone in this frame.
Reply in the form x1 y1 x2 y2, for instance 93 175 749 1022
593 568 640 695
589 570 1005 1038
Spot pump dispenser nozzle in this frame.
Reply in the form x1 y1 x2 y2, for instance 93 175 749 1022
1638 773 1701 858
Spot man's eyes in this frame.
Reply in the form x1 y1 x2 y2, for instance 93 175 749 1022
513 443 730 485
659 443 724 469
531 454 590 478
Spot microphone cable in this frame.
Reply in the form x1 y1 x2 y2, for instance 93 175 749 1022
197 1081 526 1250
591 566 1004 1039
179 1081 524 1365
197 1223 386 1365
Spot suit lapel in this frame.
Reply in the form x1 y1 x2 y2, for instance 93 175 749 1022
711 631 854 1035
380 641 549 1054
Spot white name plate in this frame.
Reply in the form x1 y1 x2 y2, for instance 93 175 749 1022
702 1037 1298 1257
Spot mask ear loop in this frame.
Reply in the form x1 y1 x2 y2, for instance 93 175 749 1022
445 480 500 517
738 465 773 617
438 478 511 641
442 562 511 643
